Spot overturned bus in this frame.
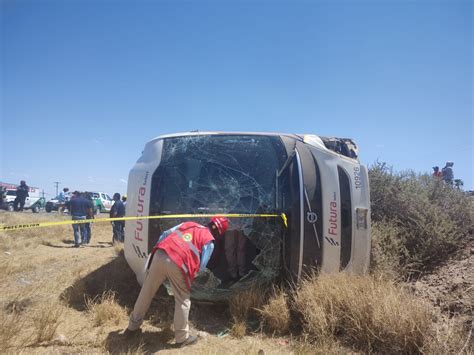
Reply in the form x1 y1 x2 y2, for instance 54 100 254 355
124 132 371 300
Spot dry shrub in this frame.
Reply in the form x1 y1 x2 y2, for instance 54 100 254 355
0 309 24 351
257 287 290 335
86 291 126 326
370 221 409 278
5 297 33 314
369 162 471 277
230 320 247 339
228 284 267 337
32 301 64 344
294 273 432 353
229 284 267 322
423 317 473 354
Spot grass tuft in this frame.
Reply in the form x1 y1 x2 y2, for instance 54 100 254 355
228 284 268 337
86 290 127 326
230 320 247 339
228 284 267 322
32 301 64 344
0 309 24 352
293 273 432 353
257 287 290 335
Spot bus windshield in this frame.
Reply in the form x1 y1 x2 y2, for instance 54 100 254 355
151 135 285 215
149 134 288 299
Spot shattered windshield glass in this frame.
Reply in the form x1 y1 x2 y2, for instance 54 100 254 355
149 134 288 300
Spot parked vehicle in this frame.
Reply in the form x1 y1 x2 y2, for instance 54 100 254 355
1 185 45 213
87 192 114 213
45 195 68 213
45 192 112 214
124 132 371 301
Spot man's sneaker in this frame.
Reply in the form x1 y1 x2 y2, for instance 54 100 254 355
123 328 141 338
178 335 198 347
73 244 80 248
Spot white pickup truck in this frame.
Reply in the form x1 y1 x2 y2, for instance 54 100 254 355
1 184 44 213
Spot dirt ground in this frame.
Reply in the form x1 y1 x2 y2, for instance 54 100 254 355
410 236 473 334
1 210 472 354
0 211 292 354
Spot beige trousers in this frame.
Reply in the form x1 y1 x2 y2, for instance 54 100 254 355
128 249 191 343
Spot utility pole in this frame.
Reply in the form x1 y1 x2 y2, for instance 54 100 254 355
54 181 61 196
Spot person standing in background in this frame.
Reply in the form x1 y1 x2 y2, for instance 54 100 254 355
14 180 29 211
66 191 93 247
442 162 454 185
110 193 125 243
0 186 5 208
432 166 442 178
84 192 95 243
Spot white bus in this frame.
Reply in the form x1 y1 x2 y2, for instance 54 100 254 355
124 132 371 300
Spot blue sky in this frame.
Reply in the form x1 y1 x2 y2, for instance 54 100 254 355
1 0 472 198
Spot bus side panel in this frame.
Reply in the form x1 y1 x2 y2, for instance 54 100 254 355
296 142 323 274
348 164 371 273
124 139 164 285
282 158 303 280
310 149 341 273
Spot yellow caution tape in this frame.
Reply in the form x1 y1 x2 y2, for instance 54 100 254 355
0 213 288 231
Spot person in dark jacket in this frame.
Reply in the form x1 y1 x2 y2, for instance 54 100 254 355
66 191 94 247
83 192 95 243
14 180 29 211
0 186 5 207
442 162 454 185
110 193 126 243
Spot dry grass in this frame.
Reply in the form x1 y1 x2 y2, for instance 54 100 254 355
0 209 471 353
31 300 64 344
228 284 267 323
124 341 146 354
257 287 290 335
0 213 71 250
114 241 124 255
292 334 348 354
422 317 473 354
293 273 433 353
0 308 25 352
86 290 127 326
228 284 268 338
230 320 247 338
0 257 35 281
